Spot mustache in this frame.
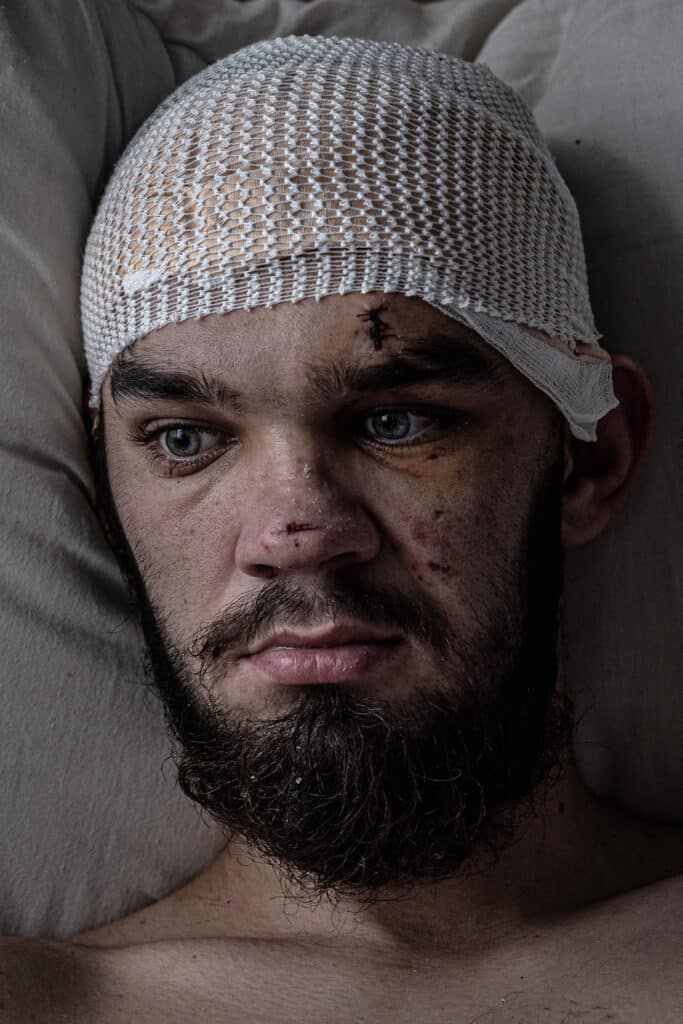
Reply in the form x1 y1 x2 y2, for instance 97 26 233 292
187 571 479 669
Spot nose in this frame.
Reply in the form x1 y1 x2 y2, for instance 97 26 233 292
233 457 381 579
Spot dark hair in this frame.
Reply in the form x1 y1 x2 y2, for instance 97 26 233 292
87 396 148 610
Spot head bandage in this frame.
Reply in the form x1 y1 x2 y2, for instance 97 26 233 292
81 34 618 441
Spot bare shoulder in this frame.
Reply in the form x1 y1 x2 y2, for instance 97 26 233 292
0 933 370 1024
522 873 683 1019
0 937 103 1023
0 936 221 1024
566 870 683 945
3 877 682 1024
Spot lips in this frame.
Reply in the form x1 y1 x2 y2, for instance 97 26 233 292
244 637 402 685
246 625 398 657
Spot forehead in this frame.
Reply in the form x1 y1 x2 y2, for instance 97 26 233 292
103 292 526 421
105 292 515 406
130 292 486 360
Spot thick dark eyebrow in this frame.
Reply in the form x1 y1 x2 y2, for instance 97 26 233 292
308 334 509 399
109 333 509 413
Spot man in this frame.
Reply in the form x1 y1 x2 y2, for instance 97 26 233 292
3 34 683 1022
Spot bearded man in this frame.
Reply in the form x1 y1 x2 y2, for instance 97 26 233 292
3 34 683 1023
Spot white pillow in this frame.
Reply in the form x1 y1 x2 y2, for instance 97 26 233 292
0 0 223 941
479 0 683 823
1 0 679 940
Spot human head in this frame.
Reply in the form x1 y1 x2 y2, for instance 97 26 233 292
81 34 619 441
82 37 654 912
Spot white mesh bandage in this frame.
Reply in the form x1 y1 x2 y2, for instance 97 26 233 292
81 34 618 441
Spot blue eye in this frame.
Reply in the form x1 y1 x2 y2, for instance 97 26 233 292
363 408 455 447
128 405 464 478
127 422 228 475
160 426 221 459
368 410 422 442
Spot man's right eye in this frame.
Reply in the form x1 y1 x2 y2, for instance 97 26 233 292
159 425 223 459
127 421 231 475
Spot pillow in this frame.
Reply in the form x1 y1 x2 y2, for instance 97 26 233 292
0 0 223 940
478 0 683 823
1 0 679 940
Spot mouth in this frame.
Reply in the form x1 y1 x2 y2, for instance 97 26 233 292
243 638 403 685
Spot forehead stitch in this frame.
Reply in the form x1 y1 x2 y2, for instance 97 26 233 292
355 302 399 352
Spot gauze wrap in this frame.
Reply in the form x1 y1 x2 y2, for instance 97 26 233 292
81 34 618 441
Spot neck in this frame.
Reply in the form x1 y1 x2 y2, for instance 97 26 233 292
183 756 683 956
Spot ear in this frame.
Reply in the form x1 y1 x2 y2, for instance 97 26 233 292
561 355 656 547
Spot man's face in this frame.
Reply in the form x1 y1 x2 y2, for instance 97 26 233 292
92 292 571 912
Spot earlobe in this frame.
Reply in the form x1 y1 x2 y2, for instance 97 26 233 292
561 355 656 548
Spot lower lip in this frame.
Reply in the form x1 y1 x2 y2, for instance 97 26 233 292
244 640 402 684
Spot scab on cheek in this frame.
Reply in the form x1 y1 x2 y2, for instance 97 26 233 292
407 512 460 583
410 520 429 546
427 561 452 576
398 447 453 479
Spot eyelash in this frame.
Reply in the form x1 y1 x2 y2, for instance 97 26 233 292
127 407 466 476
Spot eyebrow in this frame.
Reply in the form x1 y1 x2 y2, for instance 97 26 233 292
109 333 510 413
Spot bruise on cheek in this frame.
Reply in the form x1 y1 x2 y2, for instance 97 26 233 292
409 504 456 548
408 514 457 581
387 444 454 480
409 563 427 584
405 519 429 584
410 519 429 546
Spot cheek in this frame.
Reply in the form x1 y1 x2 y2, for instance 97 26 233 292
393 456 526 602
111 438 529 636
156 506 234 613
404 497 485 589
113 466 235 627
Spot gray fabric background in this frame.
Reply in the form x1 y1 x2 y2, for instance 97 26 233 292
0 0 680 939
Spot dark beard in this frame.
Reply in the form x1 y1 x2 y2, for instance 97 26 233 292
90 411 573 912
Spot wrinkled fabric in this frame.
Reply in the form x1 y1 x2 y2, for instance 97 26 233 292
0 0 680 938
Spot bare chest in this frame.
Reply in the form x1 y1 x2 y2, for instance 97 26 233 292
94 931 680 1024
65 876 683 1022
